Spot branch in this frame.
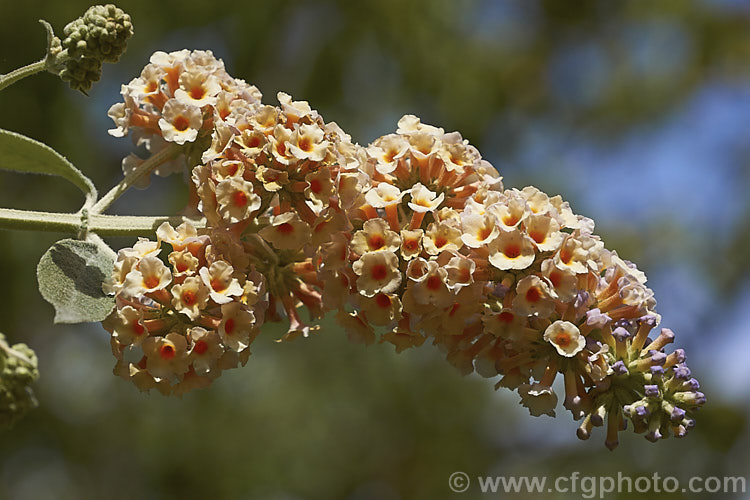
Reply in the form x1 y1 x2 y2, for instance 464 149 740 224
0 207 205 237
0 59 46 92
91 143 182 214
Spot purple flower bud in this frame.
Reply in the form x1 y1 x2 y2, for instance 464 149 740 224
639 315 658 327
685 378 700 391
671 407 686 422
649 351 667 366
673 364 691 379
645 429 662 442
660 328 675 342
586 308 611 328
635 405 649 417
673 349 686 363
644 385 660 398
612 360 628 375
649 365 664 376
612 327 631 342
685 418 696 428
694 392 706 405
575 290 590 309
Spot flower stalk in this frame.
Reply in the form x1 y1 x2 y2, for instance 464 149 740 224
0 59 47 92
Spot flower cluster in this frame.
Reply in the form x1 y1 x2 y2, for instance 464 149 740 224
103 222 265 395
319 115 501 350
0 333 39 428
107 49 262 186
189 91 367 339
103 50 704 448
422 187 702 449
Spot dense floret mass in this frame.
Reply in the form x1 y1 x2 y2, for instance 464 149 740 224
102 50 704 448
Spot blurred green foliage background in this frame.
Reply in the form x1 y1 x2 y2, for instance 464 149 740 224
1 1 749 499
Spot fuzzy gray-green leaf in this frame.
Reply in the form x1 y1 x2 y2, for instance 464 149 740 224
0 128 97 208
36 238 115 324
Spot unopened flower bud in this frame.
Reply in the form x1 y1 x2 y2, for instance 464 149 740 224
45 4 133 93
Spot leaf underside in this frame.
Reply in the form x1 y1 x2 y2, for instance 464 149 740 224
37 238 115 324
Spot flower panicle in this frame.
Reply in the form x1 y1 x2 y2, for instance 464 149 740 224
101 50 705 449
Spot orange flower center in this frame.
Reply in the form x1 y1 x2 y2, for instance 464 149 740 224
144 275 160 289
555 333 572 348
277 222 294 234
525 287 542 303
504 244 521 259
182 290 197 306
309 178 322 194
498 311 514 324
193 339 208 355
529 230 546 244
369 234 385 250
371 265 388 281
210 279 226 293
226 163 239 176
298 137 313 152
173 115 190 132
189 86 207 101
233 190 248 207
503 214 520 226
426 275 442 291
224 318 236 335
159 344 176 360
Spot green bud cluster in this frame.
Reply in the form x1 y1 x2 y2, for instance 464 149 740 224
46 4 133 93
0 333 39 428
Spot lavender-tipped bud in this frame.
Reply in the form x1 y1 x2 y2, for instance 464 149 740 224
644 384 660 398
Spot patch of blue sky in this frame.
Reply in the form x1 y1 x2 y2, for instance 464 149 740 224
564 83 750 237
694 283 750 401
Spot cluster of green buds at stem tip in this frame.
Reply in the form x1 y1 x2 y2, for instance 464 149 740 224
0 333 39 428
45 4 133 93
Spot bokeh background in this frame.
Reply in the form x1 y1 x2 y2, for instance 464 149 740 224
1 1 749 498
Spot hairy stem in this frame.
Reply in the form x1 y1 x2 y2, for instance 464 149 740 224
0 59 46 92
91 144 182 214
0 207 205 237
